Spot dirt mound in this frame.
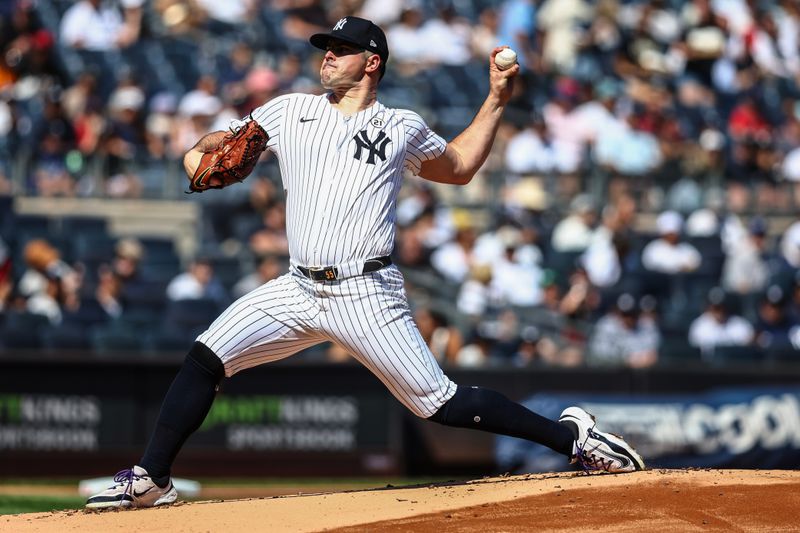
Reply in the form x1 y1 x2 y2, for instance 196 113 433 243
3 470 797 533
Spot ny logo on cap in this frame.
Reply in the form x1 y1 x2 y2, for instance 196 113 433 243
333 18 347 31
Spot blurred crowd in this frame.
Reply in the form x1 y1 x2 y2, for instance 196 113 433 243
1 0 800 367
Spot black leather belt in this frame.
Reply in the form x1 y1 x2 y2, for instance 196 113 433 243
296 256 392 282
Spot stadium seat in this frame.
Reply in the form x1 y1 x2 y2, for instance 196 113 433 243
62 298 111 328
164 298 221 330
0 312 50 349
70 234 117 263
145 326 205 353
41 323 91 351
121 281 169 313
5 214 51 242
208 256 242 290
658 338 702 363
710 345 763 365
59 216 109 237
139 259 182 284
138 237 179 262
91 322 144 353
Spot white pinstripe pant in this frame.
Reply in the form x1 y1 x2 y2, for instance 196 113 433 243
196 265 457 417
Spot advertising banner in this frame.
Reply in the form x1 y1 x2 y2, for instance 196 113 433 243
496 386 800 472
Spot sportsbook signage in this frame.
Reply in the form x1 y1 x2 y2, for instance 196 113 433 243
193 395 361 452
496 387 800 471
0 394 101 451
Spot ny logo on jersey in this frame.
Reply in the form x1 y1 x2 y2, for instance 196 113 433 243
333 18 347 31
353 130 390 165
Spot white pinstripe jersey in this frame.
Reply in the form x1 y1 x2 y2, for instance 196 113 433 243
233 93 446 269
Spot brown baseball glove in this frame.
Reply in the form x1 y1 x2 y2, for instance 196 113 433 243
188 118 269 193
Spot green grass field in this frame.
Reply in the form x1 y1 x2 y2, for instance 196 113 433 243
0 495 86 515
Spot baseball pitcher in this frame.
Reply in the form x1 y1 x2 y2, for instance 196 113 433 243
87 16 643 509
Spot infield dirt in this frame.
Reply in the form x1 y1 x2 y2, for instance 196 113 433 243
2 469 798 532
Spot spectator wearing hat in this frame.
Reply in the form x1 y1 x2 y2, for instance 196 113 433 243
112 237 145 285
587 293 660 368
688 287 754 358
580 203 634 288
512 324 543 367
550 193 597 252
780 216 800 269
456 263 497 318
386 7 428 70
414 306 464 365
31 94 77 196
641 210 701 274
166 258 228 307
418 5 472 66
171 76 224 157
18 239 80 324
104 84 147 177
232 255 284 299
60 0 143 51
145 92 178 160
754 285 795 352
594 106 663 177
485 226 544 307
541 77 587 175
722 216 770 295
431 213 480 284
195 0 256 29
504 110 582 177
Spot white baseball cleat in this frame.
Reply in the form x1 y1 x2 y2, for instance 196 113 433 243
558 406 645 473
85 465 178 509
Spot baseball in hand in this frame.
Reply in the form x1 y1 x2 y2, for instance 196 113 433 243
495 48 518 70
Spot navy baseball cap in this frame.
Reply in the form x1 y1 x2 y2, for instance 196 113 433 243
310 16 389 78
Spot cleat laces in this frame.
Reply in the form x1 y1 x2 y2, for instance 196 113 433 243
112 468 141 506
574 429 611 472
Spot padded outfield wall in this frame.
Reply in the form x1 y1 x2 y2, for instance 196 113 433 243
0 351 799 477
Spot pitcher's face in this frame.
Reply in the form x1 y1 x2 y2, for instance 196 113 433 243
319 40 369 89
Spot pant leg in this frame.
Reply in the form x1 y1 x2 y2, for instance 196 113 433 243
319 265 457 417
197 272 325 376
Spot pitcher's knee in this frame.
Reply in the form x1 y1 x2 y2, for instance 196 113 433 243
404 382 458 419
186 341 225 382
427 385 506 427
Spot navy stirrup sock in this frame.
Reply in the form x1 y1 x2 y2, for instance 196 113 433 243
139 342 224 485
428 385 574 457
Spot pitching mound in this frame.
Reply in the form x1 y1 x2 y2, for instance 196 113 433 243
3 469 798 532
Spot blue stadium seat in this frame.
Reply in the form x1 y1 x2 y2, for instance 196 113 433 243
139 259 181 284
59 216 109 237
710 345 763 365
0 312 50 349
659 337 702 363
145 327 200 353
138 237 179 263
6 214 51 240
91 322 144 353
164 298 220 330
41 323 91 351
70 234 117 263
208 256 242 289
62 298 111 328
121 280 169 312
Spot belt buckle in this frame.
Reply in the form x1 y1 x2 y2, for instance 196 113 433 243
309 266 338 281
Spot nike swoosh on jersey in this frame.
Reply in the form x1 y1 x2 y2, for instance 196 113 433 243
299 117 317 123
